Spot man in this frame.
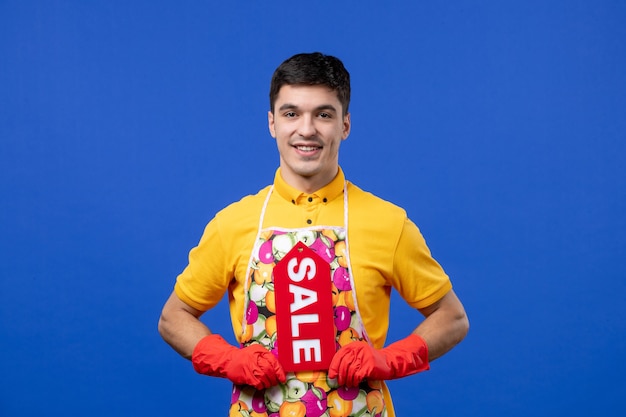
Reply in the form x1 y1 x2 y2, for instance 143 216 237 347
159 52 469 417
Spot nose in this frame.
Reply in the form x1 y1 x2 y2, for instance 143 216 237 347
297 114 317 138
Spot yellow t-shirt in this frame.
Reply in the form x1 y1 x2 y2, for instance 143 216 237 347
175 167 452 349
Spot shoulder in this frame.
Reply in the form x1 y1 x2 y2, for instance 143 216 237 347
209 185 272 234
346 181 409 247
346 181 407 221
215 185 272 219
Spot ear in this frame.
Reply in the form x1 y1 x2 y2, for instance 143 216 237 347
342 113 351 140
268 111 276 138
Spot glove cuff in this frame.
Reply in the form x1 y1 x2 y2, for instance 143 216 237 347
191 334 235 376
385 333 430 379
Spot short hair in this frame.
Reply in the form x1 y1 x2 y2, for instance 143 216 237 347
269 52 351 115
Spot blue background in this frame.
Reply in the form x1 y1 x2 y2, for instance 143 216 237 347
1 1 625 416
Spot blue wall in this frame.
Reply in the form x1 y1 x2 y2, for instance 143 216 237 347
1 1 625 415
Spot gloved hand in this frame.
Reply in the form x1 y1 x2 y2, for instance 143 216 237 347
192 334 286 389
328 333 430 387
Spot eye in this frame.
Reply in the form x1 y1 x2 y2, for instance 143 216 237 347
318 112 332 119
284 111 297 118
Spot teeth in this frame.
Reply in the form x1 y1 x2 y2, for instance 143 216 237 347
297 146 319 151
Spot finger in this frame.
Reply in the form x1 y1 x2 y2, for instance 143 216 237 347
328 349 354 385
271 359 287 383
344 343 365 371
252 379 271 390
347 365 364 387
257 352 285 387
240 367 264 389
343 343 370 387
253 359 275 388
328 351 343 379
254 372 273 390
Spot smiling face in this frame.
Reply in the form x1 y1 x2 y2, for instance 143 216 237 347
268 84 351 193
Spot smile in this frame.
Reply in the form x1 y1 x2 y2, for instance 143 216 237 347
295 145 321 151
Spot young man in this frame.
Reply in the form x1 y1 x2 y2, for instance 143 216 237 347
159 52 469 417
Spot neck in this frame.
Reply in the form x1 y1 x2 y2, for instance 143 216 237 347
280 167 339 194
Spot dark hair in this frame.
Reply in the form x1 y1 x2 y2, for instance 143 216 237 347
269 52 351 115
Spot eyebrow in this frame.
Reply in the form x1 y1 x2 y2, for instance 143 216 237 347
278 103 338 113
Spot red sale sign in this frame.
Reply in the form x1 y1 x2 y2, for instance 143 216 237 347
273 241 336 372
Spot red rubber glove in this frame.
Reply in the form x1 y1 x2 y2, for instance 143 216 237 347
328 334 430 387
192 334 287 389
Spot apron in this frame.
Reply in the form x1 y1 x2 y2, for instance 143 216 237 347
229 184 389 417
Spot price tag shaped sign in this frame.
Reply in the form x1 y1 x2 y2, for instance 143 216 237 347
273 241 336 372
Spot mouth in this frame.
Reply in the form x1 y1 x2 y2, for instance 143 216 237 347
292 139 323 152
294 145 322 152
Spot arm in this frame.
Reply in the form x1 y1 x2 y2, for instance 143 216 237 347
415 289 469 361
328 289 468 386
158 290 286 388
158 291 211 359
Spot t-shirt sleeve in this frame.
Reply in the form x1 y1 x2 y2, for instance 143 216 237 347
389 218 452 310
174 217 232 311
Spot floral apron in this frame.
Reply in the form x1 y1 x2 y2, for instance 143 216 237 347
229 184 389 417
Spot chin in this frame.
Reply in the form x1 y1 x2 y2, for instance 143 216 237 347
294 167 323 178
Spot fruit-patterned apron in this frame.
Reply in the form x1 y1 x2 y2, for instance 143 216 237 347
229 184 389 417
